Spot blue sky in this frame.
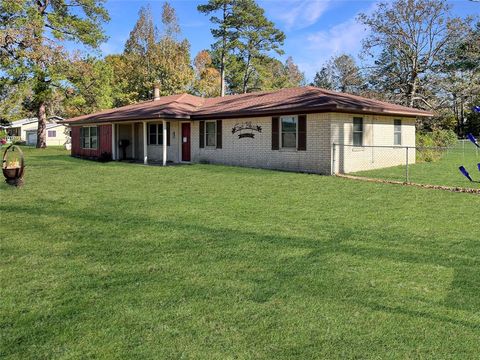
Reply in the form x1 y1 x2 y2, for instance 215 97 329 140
98 0 479 82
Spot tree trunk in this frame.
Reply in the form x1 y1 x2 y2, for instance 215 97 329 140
220 3 227 97
242 54 251 94
407 66 418 108
407 78 417 108
220 46 226 97
460 99 465 138
36 101 47 148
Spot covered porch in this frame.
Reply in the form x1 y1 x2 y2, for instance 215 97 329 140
111 120 192 165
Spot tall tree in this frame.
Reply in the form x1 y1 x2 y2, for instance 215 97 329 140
193 50 221 97
123 5 158 101
234 0 285 93
155 2 194 96
330 54 363 94
63 58 114 118
0 0 109 148
358 0 465 108
283 57 305 88
0 79 32 122
105 54 138 107
440 20 480 135
312 54 362 94
122 3 193 100
251 56 304 91
197 0 238 97
312 67 333 90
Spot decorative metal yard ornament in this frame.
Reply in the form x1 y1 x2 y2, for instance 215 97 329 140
2 144 25 187
459 166 473 182
467 133 480 148
458 135 480 183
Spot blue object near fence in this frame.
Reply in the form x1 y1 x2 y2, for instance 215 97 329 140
473 106 480 113
467 133 480 148
459 166 473 182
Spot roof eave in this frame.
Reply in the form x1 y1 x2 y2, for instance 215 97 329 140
191 106 433 120
62 113 192 125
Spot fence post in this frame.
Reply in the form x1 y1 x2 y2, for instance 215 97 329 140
405 146 409 183
332 143 336 175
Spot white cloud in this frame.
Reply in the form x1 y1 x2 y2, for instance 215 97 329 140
271 0 331 30
294 2 378 81
306 18 367 55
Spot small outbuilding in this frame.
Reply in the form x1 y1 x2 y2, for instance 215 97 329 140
62 86 433 174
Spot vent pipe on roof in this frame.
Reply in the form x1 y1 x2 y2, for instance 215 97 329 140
154 85 160 101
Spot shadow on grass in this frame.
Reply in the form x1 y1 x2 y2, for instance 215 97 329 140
6 199 480 333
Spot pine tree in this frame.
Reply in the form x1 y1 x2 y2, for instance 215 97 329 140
312 67 333 90
198 0 238 96
234 0 285 93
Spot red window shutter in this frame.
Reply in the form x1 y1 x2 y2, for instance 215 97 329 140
272 117 279 150
298 115 307 151
199 121 205 148
167 122 171 146
216 120 222 149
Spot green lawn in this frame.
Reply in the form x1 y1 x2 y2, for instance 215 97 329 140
2 148 480 359
355 142 480 188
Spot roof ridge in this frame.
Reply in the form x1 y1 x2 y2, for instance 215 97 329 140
175 93 188 102
63 86 433 124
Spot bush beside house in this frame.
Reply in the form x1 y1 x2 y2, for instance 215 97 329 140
416 129 458 162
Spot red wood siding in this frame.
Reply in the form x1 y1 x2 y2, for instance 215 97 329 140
71 124 112 158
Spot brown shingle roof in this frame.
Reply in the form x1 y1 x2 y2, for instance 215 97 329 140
64 93 205 124
63 86 433 124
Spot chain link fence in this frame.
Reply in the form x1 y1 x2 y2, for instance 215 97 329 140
332 141 480 189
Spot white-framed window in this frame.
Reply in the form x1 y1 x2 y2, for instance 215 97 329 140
353 117 363 146
48 130 56 138
205 120 216 147
394 119 402 145
148 123 164 145
80 126 98 149
281 115 297 148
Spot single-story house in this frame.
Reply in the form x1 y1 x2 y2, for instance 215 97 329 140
62 86 433 174
3 116 70 146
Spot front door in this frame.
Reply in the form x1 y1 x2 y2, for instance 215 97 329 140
181 123 191 162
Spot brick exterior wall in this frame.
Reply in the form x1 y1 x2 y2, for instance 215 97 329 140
330 113 416 174
190 114 332 174
72 113 417 174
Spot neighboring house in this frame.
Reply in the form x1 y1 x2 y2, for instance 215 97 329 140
3 116 70 146
62 86 433 174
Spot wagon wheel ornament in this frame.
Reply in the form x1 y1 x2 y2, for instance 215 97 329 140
2 144 25 187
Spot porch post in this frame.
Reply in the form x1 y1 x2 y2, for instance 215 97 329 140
111 123 116 160
143 121 148 165
162 120 167 166
131 123 136 159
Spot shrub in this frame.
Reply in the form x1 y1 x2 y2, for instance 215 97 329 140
416 129 457 162
431 129 457 147
98 152 112 162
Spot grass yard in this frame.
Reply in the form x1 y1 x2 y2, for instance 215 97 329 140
355 142 480 188
2 147 480 359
